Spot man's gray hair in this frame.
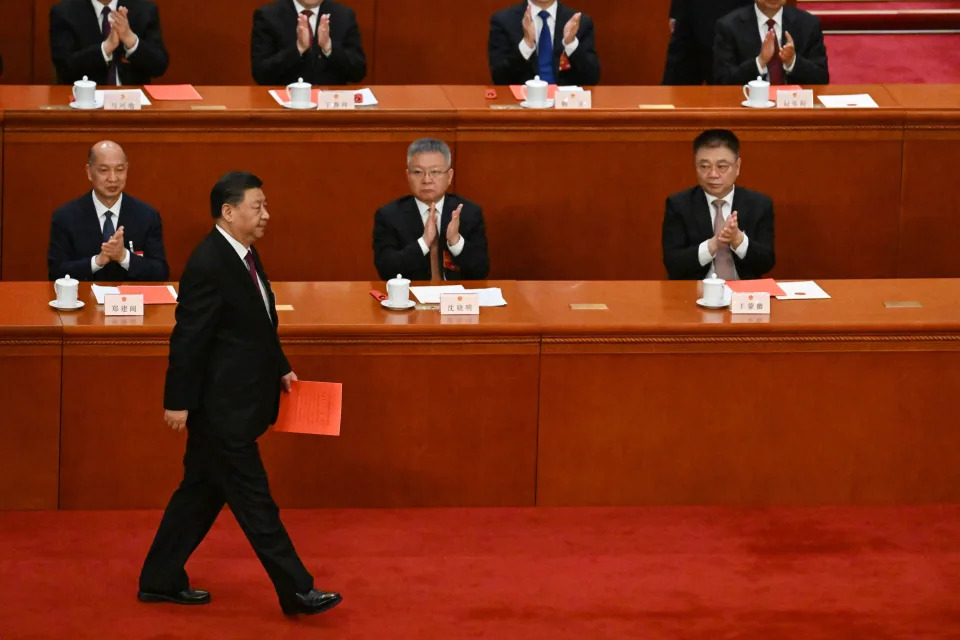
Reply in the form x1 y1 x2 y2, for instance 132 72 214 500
407 138 451 168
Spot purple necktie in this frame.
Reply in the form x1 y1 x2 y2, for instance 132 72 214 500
244 251 263 296
102 6 117 85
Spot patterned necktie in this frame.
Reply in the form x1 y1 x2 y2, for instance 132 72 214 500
712 200 736 280
537 10 555 83
102 6 117 86
102 211 115 243
429 205 441 282
244 251 263 296
301 9 314 47
766 19 785 85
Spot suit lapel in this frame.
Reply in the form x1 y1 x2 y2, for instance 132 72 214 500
781 6 794 47
741 7 763 57
84 194 105 250
210 229 275 330
80 0 103 37
250 247 278 328
692 188 715 243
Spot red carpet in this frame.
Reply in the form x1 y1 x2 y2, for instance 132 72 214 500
2 507 960 638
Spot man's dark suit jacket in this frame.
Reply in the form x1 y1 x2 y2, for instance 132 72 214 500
488 1 600 86
251 0 367 85
713 4 829 86
47 192 169 281
663 0 753 85
164 229 290 443
50 0 168 85
661 185 775 280
373 194 490 282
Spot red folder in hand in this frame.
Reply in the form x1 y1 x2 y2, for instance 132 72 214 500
273 381 342 436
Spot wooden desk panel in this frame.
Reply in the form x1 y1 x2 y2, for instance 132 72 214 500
0 0 35 85
447 85 904 281
57 281 540 509
0 283 62 509
1 85 457 282
523 280 960 506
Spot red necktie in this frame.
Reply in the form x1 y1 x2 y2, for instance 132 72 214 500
244 251 263 296
102 6 117 85
302 10 315 47
766 19 785 85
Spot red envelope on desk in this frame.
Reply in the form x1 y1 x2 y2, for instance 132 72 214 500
117 285 178 304
509 84 558 101
144 84 202 101
273 381 342 436
725 279 786 296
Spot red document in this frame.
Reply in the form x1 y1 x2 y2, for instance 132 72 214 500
273 381 342 436
725 279 786 296
117 285 178 304
509 84 558 101
143 84 202 101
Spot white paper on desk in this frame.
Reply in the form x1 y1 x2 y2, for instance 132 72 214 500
468 287 508 307
818 94 878 109
410 285 465 304
95 89 152 106
91 284 119 304
775 281 831 300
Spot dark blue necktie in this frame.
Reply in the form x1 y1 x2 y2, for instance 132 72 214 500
103 211 115 243
537 10 555 83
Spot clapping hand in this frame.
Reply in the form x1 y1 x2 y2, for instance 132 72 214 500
718 212 744 249
96 226 127 265
759 28 777 67
317 14 332 54
522 6 536 49
296 13 312 54
779 31 796 67
111 7 138 50
423 206 438 248
445 205 463 246
563 12 581 46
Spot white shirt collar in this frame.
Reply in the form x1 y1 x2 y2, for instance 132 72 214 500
414 197 445 222
92 190 123 219
91 0 119 20
293 0 322 15
704 186 735 209
528 1 557 22
215 223 251 260
755 4 783 29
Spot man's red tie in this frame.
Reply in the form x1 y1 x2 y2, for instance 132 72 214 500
302 10 315 48
244 251 263 296
766 19 786 85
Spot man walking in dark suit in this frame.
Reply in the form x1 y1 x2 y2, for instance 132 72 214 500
662 129 775 280
713 0 829 86
138 171 341 616
663 0 753 85
50 0 168 85
489 0 600 86
373 139 490 282
48 140 168 282
251 0 366 85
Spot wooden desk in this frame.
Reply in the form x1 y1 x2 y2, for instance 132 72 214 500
56 281 541 509
0 283 62 509
1 85 958 284
523 279 960 506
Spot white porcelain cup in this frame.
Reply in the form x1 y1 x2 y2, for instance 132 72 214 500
742 76 770 107
72 76 96 107
525 75 548 106
54 274 79 306
386 274 410 305
287 78 312 107
702 274 726 306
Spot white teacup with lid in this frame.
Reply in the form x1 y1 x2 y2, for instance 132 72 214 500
525 75 548 106
742 76 770 107
286 78 312 108
72 76 97 108
54 274 80 307
386 274 411 306
702 272 726 307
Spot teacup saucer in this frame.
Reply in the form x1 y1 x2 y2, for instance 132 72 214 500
281 101 318 110
696 297 730 310
69 99 104 110
49 299 85 310
520 99 554 109
381 299 415 311
741 99 775 109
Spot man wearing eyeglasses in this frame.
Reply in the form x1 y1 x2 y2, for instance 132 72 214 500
373 138 490 282
661 129 775 280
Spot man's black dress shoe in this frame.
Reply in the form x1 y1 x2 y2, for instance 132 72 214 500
137 588 211 605
282 589 342 616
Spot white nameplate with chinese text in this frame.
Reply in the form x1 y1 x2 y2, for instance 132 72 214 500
440 292 480 316
730 292 771 315
776 89 814 109
317 91 356 110
102 90 142 110
104 293 144 316
554 90 592 110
